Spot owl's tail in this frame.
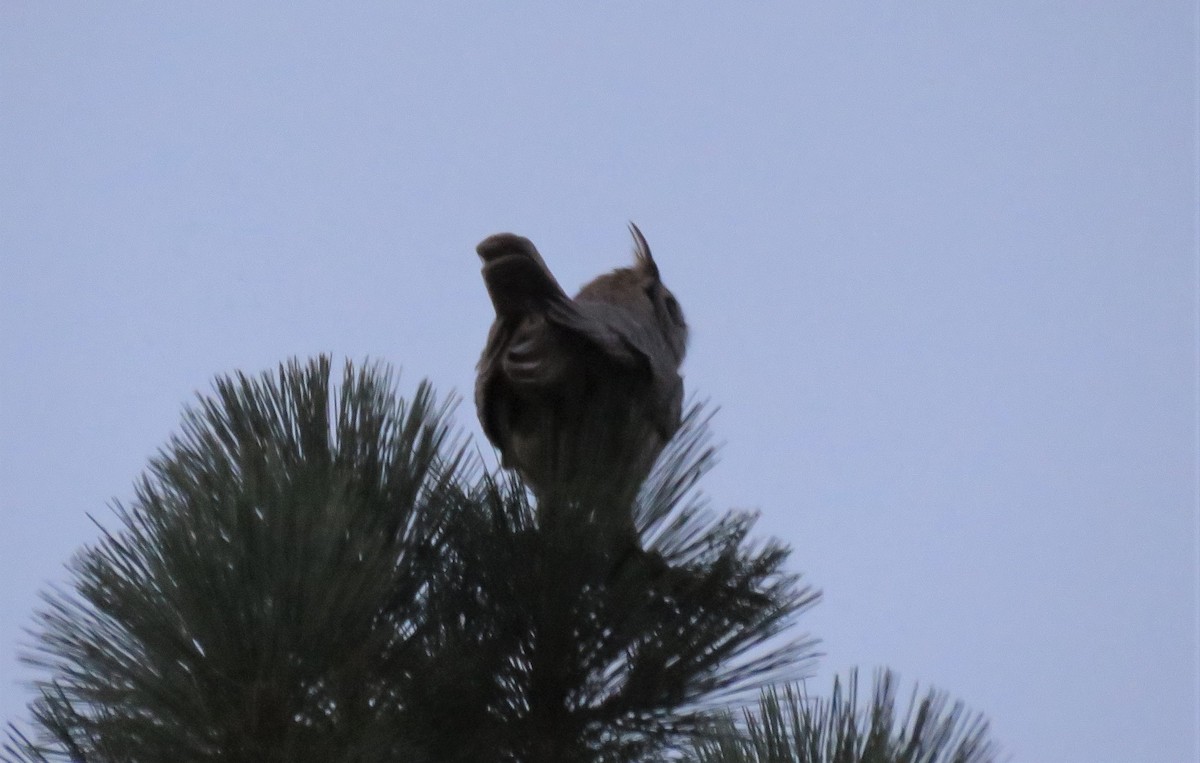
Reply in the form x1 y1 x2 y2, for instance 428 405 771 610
477 233 570 318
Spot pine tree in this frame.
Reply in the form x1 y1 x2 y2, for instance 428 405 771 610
4 357 999 763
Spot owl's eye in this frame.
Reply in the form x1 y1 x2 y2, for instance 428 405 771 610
663 294 683 325
646 284 684 326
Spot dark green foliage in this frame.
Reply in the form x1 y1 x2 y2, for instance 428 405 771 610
7 358 463 762
412 408 820 762
5 357 820 763
689 670 999 763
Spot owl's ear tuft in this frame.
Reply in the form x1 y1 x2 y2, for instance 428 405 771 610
629 222 660 281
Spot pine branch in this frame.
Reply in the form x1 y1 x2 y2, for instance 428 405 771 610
688 669 1001 763
8 357 463 762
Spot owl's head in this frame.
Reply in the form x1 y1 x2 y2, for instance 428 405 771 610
575 223 688 365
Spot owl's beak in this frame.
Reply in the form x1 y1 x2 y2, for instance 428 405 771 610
477 233 569 317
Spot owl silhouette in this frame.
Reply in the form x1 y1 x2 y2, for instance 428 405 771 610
475 224 688 524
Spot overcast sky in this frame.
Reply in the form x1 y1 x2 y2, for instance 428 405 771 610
2 4 1196 761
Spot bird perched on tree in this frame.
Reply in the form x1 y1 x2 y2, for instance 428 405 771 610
475 224 688 529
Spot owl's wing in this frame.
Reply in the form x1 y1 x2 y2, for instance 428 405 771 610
476 311 578 455
544 299 643 368
475 320 515 454
653 372 685 442
547 298 684 441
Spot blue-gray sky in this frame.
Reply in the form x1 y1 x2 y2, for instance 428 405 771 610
2 4 1196 761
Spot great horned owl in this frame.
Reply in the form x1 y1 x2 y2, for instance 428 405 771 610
475 224 688 516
